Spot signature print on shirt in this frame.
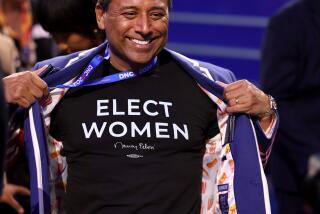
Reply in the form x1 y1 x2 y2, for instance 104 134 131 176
114 141 155 158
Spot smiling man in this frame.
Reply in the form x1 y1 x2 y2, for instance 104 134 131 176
96 0 169 70
3 0 278 213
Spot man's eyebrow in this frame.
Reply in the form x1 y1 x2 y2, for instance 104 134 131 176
149 6 167 11
120 6 137 10
119 6 167 11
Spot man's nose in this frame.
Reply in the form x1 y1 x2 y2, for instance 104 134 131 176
134 14 152 35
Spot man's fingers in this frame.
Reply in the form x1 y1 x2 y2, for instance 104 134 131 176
225 94 250 110
30 72 48 96
217 81 245 100
14 186 30 196
29 85 46 99
223 83 244 100
0 184 29 214
226 103 250 114
224 80 250 94
33 65 50 96
215 81 227 88
224 89 245 101
3 69 49 106
16 86 37 105
18 98 33 108
8 197 24 214
221 79 269 116
34 65 49 76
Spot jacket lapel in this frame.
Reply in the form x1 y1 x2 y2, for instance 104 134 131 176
167 49 270 213
43 41 108 87
166 49 227 107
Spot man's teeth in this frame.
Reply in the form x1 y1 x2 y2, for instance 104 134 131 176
131 38 150 45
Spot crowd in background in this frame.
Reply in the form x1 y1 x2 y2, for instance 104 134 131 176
0 0 105 77
0 0 104 213
0 0 36 76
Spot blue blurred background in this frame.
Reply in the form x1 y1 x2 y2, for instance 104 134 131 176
167 0 291 84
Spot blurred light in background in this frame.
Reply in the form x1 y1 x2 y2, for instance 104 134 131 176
167 0 291 84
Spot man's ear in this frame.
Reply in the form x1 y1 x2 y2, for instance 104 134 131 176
95 4 106 30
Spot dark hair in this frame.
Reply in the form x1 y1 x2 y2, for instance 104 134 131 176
31 0 99 37
97 0 173 11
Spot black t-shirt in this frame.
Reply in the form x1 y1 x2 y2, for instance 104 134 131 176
50 51 219 214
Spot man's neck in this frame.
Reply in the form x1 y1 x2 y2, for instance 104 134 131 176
109 57 153 73
109 58 132 72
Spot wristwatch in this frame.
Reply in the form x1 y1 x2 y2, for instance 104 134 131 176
268 95 277 113
258 95 277 119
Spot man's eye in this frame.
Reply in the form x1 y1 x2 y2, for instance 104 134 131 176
150 13 164 20
123 12 136 19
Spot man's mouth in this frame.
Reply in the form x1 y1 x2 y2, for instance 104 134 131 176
129 38 152 45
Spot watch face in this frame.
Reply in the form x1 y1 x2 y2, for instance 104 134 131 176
270 96 277 110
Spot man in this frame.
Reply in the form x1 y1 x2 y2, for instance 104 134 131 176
261 0 320 213
4 0 277 213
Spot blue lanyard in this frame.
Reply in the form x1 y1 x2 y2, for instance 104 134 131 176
52 47 157 89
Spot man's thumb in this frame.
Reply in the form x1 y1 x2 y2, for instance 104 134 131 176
34 64 52 76
215 81 227 88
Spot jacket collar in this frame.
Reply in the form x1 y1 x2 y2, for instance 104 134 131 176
43 42 227 110
166 49 226 101
44 41 108 87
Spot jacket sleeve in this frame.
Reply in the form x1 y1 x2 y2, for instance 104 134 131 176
253 114 279 166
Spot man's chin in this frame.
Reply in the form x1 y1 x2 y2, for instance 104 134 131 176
127 56 155 69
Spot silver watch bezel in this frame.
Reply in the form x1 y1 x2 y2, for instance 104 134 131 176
269 95 277 112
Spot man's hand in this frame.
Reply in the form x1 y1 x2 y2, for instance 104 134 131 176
0 183 30 214
217 80 274 130
3 65 49 108
219 80 269 115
